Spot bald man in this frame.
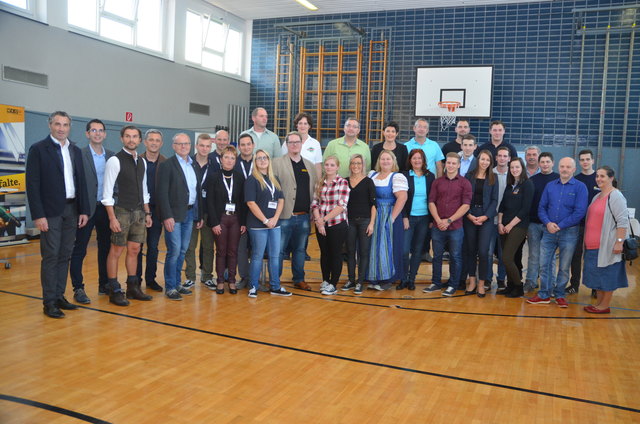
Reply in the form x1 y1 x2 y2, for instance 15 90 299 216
208 129 230 173
527 157 587 307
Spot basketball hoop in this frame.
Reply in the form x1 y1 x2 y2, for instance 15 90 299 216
438 101 461 132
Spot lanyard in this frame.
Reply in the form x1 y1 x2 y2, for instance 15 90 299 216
263 177 275 201
201 166 208 186
223 174 233 203
240 160 253 179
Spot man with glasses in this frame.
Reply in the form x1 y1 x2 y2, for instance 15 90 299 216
156 133 203 300
69 119 114 304
323 117 371 177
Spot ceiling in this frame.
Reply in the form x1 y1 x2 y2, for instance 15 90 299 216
206 0 547 21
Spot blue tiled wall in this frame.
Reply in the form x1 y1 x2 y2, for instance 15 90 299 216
250 0 640 152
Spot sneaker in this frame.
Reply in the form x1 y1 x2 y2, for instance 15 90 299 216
526 295 551 304
566 287 578 295
354 283 363 295
321 284 337 295
177 286 192 295
423 283 441 293
367 283 376 290
182 280 195 289
556 297 569 308
166 289 182 301
270 287 292 297
248 287 257 298
341 281 355 291
202 279 216 290
370 284 384 291
73 288 91 304
320 281 330 291
442 286 456 297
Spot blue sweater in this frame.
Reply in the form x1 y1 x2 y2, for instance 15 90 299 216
529 172 559 224
538 177 588 229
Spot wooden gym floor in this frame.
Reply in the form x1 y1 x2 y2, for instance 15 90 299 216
0 236 639 424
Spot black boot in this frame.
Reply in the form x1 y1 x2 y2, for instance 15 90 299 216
505 284 524 298
126 277 153 301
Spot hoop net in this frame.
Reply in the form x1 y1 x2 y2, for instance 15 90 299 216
438 101 461 132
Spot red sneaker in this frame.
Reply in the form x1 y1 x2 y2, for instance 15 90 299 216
526 295 551 304
556 297 568 308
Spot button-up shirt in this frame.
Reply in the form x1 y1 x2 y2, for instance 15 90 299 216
90 145 106 202
459 154 474 177
538 177 588 229
428 173 472 230
311 176 350 227
51 135 75 199
177 154 197 206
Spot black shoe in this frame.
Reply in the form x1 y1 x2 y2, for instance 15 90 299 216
109 291 130 306
407 281 416 290
477 292 486 298
566 286 578 295
216 283 225 295
497 286 513 296
228 282 237 294
56 296 79 310
506 286 524 298
465 286 477 295
396 281 407 290
146 280 163 292
44 303 65 318
177 286 192 295
73 289 91 304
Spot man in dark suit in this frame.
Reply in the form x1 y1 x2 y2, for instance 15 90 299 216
69 119 114 304
156 133 203 300
26 111 90 318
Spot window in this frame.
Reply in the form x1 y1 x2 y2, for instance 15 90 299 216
0 0 43 21
185 9 243 77
68 0 165 54
1 0 27 9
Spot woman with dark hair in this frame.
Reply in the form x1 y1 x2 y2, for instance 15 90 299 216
206 146 246 294
343 154 376 295
282 112 322 178
462 149 498 297
399 149 434 290
497 157 534 298
370 121 408 172
582 166 629 314
312 156 350 296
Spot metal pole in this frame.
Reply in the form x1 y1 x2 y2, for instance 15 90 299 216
619 24 635 189
574 27 586 158
596 27 610 167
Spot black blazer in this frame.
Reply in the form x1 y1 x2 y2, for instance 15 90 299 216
26 136 90 219
156 155 202 222
205 169 247 227
81 145 115 218
402 170 435 217
465 173 499 220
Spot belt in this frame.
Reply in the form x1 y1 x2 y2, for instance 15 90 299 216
187 204 194 210
225 211 236 215
66 198 76 204
291 211 308 215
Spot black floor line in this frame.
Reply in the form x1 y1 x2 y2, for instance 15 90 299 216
1 289 639 415
0 394 112 423
285 287 640 319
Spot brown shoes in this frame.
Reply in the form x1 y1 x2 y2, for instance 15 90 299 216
294 281 312 291
126 279 153 301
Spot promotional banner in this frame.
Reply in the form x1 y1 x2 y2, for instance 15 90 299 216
0 104 27 242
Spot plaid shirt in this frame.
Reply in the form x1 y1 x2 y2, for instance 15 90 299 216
311 176 350 227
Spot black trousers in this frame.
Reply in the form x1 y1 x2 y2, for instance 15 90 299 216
317 221 348 286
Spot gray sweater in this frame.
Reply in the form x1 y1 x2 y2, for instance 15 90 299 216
589 189 629 267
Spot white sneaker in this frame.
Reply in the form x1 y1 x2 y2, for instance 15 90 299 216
182 279 195 289
321 284 337 295
442 286 456 297
248 287 257 298
423 283 441 293
320 281 329 291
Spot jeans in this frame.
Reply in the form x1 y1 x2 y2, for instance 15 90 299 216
346 216 372 284
431 227 464 289
462 208 494 281
70 203 111 291
279 214 311 283
163 208 195 291
317 221 348 286
402 215 429 283
136 208 162 283
249 226 282 290
526 222 555 288
538 225 579 299
569 225 585 289
487 226 506 282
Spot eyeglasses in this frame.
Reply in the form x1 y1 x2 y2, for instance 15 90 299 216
255 156 269 161
287 140 301 145
173 143 191 147
89 129 105 134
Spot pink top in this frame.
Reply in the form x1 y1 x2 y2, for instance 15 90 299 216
584 194 608 249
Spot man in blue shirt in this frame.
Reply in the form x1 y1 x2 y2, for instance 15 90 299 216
527 157 587 307
404 118 444 177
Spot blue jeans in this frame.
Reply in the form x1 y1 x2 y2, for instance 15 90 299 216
487 225 506 282
538 225 579 299
403 215 429 283
163 208 195 291
137 208 162 283
526 222 555 288
249 227 281 290
431 227 464 289
279 214 310 283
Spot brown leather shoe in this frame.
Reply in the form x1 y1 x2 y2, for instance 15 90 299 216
126 280 153 301
294 281 312 291
109 290 130 306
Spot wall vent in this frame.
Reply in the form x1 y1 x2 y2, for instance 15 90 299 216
2 66 48 88
189 102 210 115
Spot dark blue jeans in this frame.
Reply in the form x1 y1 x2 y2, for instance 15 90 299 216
402 215 429 283
431 227 464 289
279 213 311 283
136 208 162 283
70 203 111 291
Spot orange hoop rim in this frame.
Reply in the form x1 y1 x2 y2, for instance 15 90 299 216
438 101 461 112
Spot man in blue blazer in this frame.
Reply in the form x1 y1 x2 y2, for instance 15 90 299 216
26 111 90 318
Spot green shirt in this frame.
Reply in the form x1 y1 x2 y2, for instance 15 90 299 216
323 137 371 178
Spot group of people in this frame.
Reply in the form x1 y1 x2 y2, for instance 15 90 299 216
26 109 631 319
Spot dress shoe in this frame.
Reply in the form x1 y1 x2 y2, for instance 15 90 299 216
126 280 153 301
506 285 524 298
56 296 79 310
584 305 611 314
294 281 312 291
477 292 486 298
228 282 238 295
44 303 65 318
146 280 163 292
465 287 477 295
216 283 225 294
407 281 416 290
396 281 407 290
109 290 130 306
497 285 513 295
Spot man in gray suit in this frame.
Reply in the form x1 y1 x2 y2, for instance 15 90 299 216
69 119 114 304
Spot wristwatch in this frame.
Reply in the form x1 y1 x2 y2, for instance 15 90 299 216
447 218 452 224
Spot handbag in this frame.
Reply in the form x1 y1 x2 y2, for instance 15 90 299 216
607 194 639 261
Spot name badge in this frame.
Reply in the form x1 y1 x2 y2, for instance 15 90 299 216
201 189 207 198
225 203 236 212
268 201 278 209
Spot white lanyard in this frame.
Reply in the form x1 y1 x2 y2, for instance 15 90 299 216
263 177 275 201
201 167 208 185
240 160 253 179
223 174 233 203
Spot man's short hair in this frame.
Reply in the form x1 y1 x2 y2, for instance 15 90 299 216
414 118 429 128
445 152 461 163
196 133 211 143
285 131 302 144
578 149 594 159
496 146 511 156
144 129 162 140
238 133 254 144
344 117 359 127
461 134 476 144
86 119 105 131
457 118 470 125
251 107 266 117
489 120 506 130
48 111 71 124
539 152 554 161
293 112 314 129
525 145 541 155
121 125 142 138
